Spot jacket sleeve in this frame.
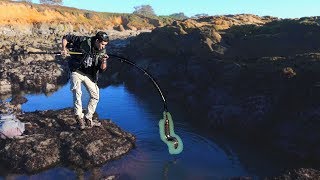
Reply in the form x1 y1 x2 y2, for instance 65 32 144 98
62 34 87 48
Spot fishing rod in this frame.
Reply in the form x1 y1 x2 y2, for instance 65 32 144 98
108 54 168 111
108 54 183 154
23 50 184 154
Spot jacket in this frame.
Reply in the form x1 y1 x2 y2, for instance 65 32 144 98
63 34 107 82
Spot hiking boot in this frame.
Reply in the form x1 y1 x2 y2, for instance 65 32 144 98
84 117 101 128
75 115 86 130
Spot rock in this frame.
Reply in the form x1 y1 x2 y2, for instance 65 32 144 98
239 95 273 129
114 25 125 32
0 102 22 114
0 134 60 173
45 83 56 93
1 56 69 95
0 108 136 173
26 47 42 53
268 168 320 180
126 25 137 31
0 28 146 97
0 79 12 95
208 105 242 128
10 95 27 105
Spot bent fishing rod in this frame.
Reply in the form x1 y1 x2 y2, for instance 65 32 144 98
23 50 184 154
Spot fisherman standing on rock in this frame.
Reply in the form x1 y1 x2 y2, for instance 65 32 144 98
61 31 110 130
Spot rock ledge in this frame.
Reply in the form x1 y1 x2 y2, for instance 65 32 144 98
0 108 135 173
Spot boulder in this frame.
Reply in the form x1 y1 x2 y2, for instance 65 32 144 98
0 108 136 173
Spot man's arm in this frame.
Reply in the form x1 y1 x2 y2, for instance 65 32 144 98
61 37 68 56
61 35 85 55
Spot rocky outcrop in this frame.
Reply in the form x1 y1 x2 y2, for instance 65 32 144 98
0 34 68 97
0 108 135 173
187 14 277 30
119 16 320 162
223 18 320 58
0 28 149 98
0 95 27 114
268 168 320 180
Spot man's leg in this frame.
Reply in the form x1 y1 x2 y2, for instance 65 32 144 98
70 72 85 119
83 76 100 127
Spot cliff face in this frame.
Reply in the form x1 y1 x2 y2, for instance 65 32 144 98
121 15 320 161
0 1 171 36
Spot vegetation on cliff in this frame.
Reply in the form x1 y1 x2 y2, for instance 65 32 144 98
0 0 174 32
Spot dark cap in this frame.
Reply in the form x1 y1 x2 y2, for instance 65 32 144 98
95 31 109 42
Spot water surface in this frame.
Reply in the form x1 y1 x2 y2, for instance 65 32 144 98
1 82 301 179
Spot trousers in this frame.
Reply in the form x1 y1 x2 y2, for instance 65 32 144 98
70 71 99 121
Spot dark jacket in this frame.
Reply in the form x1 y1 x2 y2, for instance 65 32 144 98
63 34 107 82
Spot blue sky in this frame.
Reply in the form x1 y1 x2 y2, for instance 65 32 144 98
41 0 318 18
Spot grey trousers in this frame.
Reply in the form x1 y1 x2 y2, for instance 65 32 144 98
70 71 99 121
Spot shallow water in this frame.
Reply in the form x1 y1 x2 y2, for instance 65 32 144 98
0 82 306 179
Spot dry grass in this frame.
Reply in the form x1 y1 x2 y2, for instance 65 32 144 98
0 1 172 29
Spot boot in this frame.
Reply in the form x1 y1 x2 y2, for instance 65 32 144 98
85 117 101 128
75 115 86 130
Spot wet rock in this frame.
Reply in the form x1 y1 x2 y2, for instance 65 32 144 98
208 105 242 128
0 102 22 114
239 95 273 129
272 106 320 161
119 16 320 164
0 79 12 95
268 168 320 180
0 108 136 173
10 95 28 105
45 83 56 92
0 134 60 173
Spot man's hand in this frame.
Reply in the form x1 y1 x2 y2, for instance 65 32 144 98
103 54 109 60
100 54 109 71
61 37 69 58
61 48 69 58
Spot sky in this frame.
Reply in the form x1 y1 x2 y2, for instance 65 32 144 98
40 0 319 18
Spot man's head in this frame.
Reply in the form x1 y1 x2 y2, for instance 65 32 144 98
94 31 109 51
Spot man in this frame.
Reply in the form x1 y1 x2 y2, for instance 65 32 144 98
61 31 109 130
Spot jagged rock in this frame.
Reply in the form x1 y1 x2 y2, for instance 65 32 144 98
0 102 22 114
45 83 56 93
120 16 320 164
267 168 320 180
0 134 60 173
0 79 12 95
124 20 226 58
0 108 136 173
10 95 27 105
